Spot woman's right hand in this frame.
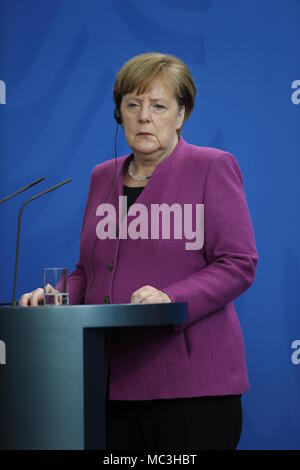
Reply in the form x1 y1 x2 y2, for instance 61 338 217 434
18 288 44 306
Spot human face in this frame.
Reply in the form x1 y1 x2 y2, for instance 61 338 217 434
120 79 185 163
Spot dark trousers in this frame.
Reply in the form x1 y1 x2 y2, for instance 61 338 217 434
105 394 242 450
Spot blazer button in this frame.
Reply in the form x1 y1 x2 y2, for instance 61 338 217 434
104 296 110 304
107 262 114 272
116 228 119 238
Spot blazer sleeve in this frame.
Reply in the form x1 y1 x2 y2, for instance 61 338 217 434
161 152 258 331
67 170 95 305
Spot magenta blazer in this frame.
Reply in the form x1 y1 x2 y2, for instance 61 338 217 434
68 136 258 400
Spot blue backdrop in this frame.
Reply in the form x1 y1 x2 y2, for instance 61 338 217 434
1 0 300 450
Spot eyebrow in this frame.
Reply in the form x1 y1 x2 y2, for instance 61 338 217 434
125 96 166 102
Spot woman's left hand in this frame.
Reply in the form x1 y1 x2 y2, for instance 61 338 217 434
130 285 172 304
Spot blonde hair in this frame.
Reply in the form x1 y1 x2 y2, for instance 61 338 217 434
113 52 196 134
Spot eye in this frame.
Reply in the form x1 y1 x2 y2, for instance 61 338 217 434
153 104 165 109
128 102 139 108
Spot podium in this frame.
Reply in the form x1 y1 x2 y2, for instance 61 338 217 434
0 303 187 450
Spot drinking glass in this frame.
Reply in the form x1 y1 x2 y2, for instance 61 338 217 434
43 268 69 305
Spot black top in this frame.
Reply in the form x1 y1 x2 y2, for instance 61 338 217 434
123 184 145 211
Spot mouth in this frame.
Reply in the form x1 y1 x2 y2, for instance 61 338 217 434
137 132 153 136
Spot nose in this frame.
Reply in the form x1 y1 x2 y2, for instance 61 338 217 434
138 104 151 122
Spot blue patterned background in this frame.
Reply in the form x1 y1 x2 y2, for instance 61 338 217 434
0 0 300 449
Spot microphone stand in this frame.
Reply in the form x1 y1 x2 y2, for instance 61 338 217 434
12 178 72 306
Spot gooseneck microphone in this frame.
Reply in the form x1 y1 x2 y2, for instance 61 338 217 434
0 177 45 205
12 178 72 306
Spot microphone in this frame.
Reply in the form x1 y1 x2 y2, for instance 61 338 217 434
12 178 72 306
0 177 45 205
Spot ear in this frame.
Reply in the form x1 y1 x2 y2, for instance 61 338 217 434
176 105 185 130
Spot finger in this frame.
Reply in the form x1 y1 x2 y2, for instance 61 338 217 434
30 288 44 306
140 292 171 304
18 293 31 307
130 285 158 303
131 292 154 303
140 294 161 304
44 283 56 294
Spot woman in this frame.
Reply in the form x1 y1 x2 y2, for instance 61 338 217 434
19 52 258 450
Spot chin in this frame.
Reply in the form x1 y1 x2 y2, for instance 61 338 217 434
134 143 159 154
